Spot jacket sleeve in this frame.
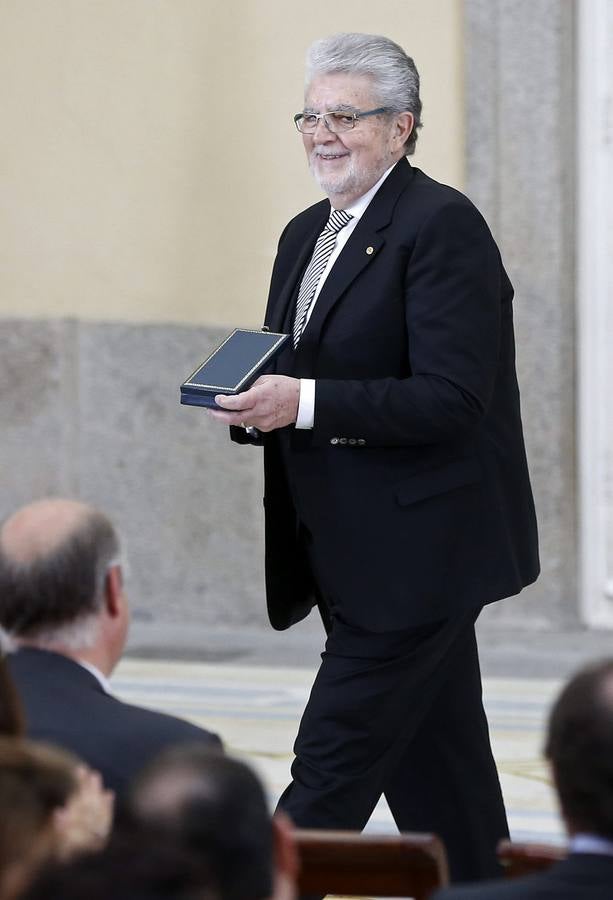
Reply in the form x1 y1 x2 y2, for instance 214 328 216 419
312 201 504 448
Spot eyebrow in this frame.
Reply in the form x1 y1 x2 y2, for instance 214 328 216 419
302 104 359 115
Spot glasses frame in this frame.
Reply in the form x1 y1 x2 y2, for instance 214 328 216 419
293 107 390 134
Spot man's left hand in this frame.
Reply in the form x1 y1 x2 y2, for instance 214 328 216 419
208 375 300 432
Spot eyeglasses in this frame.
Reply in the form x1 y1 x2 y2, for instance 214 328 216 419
293 107 389 134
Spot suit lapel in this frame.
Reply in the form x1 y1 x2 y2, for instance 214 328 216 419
268 205 329 334
296 159 414 357
268 159 414 347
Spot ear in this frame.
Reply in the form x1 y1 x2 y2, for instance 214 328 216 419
104 565 124 618
392 111 414 150
272 810 299 882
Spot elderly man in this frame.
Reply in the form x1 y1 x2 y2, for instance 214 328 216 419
0 498 221 796
433 659 613 898
209 32 539 881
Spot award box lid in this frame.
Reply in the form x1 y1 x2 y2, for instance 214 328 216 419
181 328 289 398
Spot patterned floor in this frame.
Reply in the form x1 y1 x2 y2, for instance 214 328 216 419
112 658 564 844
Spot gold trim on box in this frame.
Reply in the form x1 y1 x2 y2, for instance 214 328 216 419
183 329 288 393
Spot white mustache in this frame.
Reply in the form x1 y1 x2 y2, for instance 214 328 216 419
312 150 350 159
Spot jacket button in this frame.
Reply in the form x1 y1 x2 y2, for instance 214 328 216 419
358 439 366 446
348 438 357 445
339 438 348 445
330 438 339 445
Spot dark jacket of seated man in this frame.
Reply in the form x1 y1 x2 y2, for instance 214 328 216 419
433 854 613 900
7 646 221 797
0 498 222 797
433 659 613 900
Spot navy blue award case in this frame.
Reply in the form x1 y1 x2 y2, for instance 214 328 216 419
180 328 289 409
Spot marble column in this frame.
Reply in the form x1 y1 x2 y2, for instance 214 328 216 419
465 0 578 626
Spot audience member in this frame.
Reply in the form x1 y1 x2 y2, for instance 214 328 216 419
125 745 297 900
433 658 613 898
0 498 222 797
20 839 217 900
0 737 112 900
21 837 215 900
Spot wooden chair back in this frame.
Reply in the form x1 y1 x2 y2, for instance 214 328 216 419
294 829 449 899
0 655 24 737
497 838 567 879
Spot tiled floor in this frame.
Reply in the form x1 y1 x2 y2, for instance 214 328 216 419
112 658 564 845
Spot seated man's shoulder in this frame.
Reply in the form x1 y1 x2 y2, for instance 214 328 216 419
104 692 222 749
91 694 223 793
432 883 504 900
433 881 530 899
432 862 608 900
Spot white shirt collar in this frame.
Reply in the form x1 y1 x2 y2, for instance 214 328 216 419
569 833 613 857
332 162 398 222
76 658 112 694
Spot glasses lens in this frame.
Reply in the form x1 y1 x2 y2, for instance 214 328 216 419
296 114 317 133
295 113 356 133
326 113 355 133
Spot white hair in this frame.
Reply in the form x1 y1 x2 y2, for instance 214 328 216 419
19 612 102 651
0 505 122 652
7 554 123 651
305 32 423 155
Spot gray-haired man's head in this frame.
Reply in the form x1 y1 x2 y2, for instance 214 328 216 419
0 499 125 659
305 33 422 156
298 33 421 208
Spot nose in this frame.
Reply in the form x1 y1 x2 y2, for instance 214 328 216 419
312 116 336 143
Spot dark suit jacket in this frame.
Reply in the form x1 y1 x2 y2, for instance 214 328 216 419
432 853 613 899
235 158 539 632
8 648 222 796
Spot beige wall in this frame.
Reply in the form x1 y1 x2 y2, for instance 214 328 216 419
0 0 464 327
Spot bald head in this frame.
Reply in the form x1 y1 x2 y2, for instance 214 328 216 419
0 498 120 645
1 499 94 567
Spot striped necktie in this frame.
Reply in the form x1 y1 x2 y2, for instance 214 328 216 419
292 208 353 347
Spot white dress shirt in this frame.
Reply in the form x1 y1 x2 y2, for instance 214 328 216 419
569 833 613 856
77 658 112 694
295 163 398 429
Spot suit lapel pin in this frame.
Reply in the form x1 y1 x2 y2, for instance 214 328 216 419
366 246 375 255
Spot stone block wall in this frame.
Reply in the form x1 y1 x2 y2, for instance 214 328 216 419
0 319 268 628
465 0 577 627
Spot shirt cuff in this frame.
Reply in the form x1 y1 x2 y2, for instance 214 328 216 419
295 379 315 429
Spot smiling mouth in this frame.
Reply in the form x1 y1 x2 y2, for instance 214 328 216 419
316 153 349 161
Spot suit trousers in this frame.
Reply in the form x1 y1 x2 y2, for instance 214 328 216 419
277 602 509 882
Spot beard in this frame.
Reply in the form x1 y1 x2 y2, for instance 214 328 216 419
308 149 390 201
